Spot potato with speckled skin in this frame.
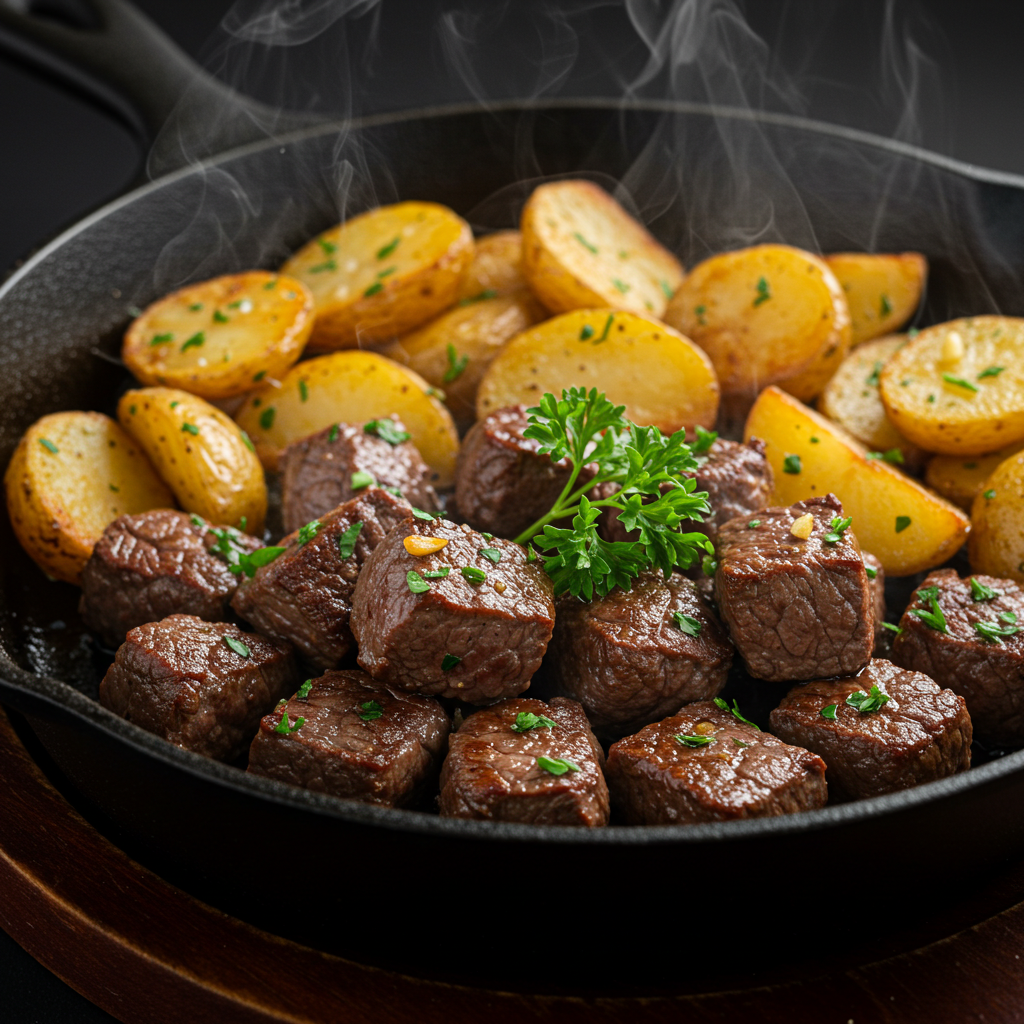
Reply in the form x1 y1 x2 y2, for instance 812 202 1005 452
118 388 266 534
235 350 459 486
969 451 1024 582
880 316 1024 456
282 202 474 352
825 252 926 346
475 308 719 434
458 231 528 300
926 443 1024 510
520 180 684 318
4 412 174 584
122 272 314 400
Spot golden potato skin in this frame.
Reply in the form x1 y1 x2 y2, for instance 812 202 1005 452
475 308 719 434
825 252 926 346
4 411 174 584
122 272 314 400
664 243 850 403
969 452 1024 582
458 230 528 300
746 385 969 576
520 180 684 318
235 350 460 486
926 442 1024 510
118 388 266 534
880 316 1024 456
282 201 474 352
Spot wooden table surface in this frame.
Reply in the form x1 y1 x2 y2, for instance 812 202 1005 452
1 705 1023 1023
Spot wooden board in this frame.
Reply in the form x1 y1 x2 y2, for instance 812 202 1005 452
0 704 1023 1022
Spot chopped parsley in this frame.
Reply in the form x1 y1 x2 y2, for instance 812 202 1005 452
459 289 497 306
732 737 750 748
240 430 255 453
846 685 890 713
748 520 761 529
880 294 892 318
365 419 410 445
984 489 996 500
573 232 598 253
975 620 1020 643
674 734 716 747
783 453 802 475
672 612 702 637
181 331 205 352
422 567 451 579
978 366 1005 380
263 279 277 289
865 361 883 387
274 712 305 734
317 237 337 255
296 519 321 545
866 448 904 464
441 653 461 671
970 577 1000 601
38 438 58 454
412 507 446 521
181 422 200 436
407 570 431 594
895 515 911 533
298 379 309 402
511 712 557 733
882 621 903 635
363 281 384 298
579 324 595 341
150 333 173 346
537 755 580 776
660 279 674 299
865 564 878 579
296 680 313 700
328 423 340 443
695 304 707 325
223 635 250 658
309 260 337 273
253 370 266 382
753 276 771 307
259 407 275 430
823 515 853 545
820 704 838 720
109 483 119 492
911 592 947 633
461 565 487 584
351 470 374 490
377 236 400 259
212 310 229 324
942 373 979 393
611 278 630 294
927 394 936 404
338 521 363 558
480 547 501 563
594 313 614 343
358 700 383 721
690 425 718 454
713 697 760 731
443 343 469 383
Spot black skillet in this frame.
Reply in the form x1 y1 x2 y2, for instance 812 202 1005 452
4 0 1024 994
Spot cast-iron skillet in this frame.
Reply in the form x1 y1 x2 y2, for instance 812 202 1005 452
5 0 1024 993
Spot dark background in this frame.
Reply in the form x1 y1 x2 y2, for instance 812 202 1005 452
1 0 1023 1019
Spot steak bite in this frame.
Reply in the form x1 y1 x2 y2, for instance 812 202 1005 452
79 509 262 648
606 700 827 824
350 517 555 703
247 669 450 806
863 551 887 644
279 418 438 535
99 614 298 761
714 494 874 682
769 659 972 799
231 487 410 670
891 569 1024 745
545 571 733 738
439 696 609 826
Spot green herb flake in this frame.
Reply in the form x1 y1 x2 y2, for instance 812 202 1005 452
733 737 750 748
480 547 502 564
274 712 305 735
895 515 911 533
1002 610 1019 624
595 313 615 343
882 621 903 635
212 310 229 324
573 232 598 254
674 734 716 748
129 405 137 416
927 394 936 404
974 620 1020 643
978 366 1005 380
406 570 431 594
181 422 200 436
309 260 337 273
338 521 363 559
511 712 557 733
865 564 878 579
537 755 580 776
846 684 891 714
259 407 275 430
984 489 996 501
660 279 674 299
422 567 451 579
579 324 595 341
223 635 250 658
298 379 309 402
181 331 205 353
296 519 321 545
296 680 313 700
461 565 487 584
753 276 771 307
443 343 469 383
695 304 707 325
376 236 401 260
364 418 411 446
351 470 374 490
748 520 761 529
691 425 718 454
783 453 802 475
459 288 498 306
970 577 1001 602
170 401 180 409
611 278 630 295
713 697 760 731
810 436 820 444
908 327 919 339
823 515 853 545
263 279 277 290
38 438 58 454
328 423 340 443
150 332 174 346
441 653 461 671
253 370 267 382
820 704 839 720
359 700 383 721
865 361 883 387
942 373 979 393
317 237 338 255
880 294 893 318
911 593 947 633
240 430 255 453
363 281 384 298
672 612 702 637
109 483 120 492
426 386 446 402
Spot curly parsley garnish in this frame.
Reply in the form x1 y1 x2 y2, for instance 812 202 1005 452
274 712 305 734
672 612 702 637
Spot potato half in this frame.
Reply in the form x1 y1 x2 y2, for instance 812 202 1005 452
282 201 473 351
122 272 314 400
235 350 459 486
663 243 850 403
4 411 174 584
825 252 926 346
520 180 684 319
926 442 1024 511
880 316 1024 456
475 308 719 434
458 230 528 300
745 385 969 575
969 451 1024 582
119 388 267 534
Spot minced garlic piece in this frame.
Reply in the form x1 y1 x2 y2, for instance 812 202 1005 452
941 330 964 362
790 513 814 539
403 535 448 556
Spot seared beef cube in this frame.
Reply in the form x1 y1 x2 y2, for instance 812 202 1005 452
79 509 262 648
232 488 410 670
545 571 733 738
280 419 438 535
247 669 450 806
606 701 827 824
891 569 1024 745
714 494 873 681
863 551 887 644
769 659 971 798
99 614 298 761
351 517 555 703
439 696 609 826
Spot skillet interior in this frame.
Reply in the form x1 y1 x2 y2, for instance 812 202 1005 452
4 100 1024 987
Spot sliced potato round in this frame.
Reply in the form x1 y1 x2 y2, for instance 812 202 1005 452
880 316 1024 456
282 201 473 352
122 272 314 400
475 308 719 433
825 252 926 346
819 334 927 470
969 451 1024 582
458 230 528 300
926 442 1024 510
520 180 684 318
235 351 459 485
663 243 850 402
4 411 174 584
118 388 266 534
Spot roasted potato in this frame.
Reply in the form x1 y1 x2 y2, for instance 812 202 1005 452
880 316 1024 456
122 272 314 400
458 230 528 300
475 308 719 433
663 244 850 403
281 201 473 352
745 385 969 576
926 442 1024 510
235 350 459 486
968 451 1024 582
384 291 546 429
819 334 927 470
520 180 684 319
118 388 267 534
4 411 174 584
825 252 926 346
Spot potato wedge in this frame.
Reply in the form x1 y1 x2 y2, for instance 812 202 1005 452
745 385 969 575
819 334 927 471
235 351 459 485
122 272 314 400
663 244 850 403
4 411 174 584
880 316 1024 456
281 201 473 352
969 451 1024 581
118 388 266 534
520 180 684 319
475 308 718 433
825 252 926 346
926 442 1024 510
458 230 528 300
384 291 546 430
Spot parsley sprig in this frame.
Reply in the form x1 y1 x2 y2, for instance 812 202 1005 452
846 685 891 714
512 388 712 600
910 586 947 633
